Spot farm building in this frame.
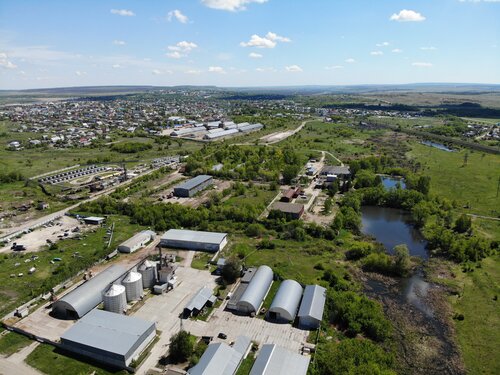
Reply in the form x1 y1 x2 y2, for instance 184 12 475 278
320 165 351 178
187 336 251 375
268 280 303 322
174 175 213 197
82 216 105 225
236 265 273 315
60 309 156 369
250 344 310 375
184 286 216 317
226 267 256 311
280 187 300 202
270 202 305 219
160 229 228 252
297 285 326 329
52 264 126 319
117 230 156 253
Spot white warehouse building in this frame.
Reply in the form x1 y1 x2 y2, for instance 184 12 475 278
160 229 228 252
268 280 303 322
118 230 156 253
236 265 274 315
297 285 326 329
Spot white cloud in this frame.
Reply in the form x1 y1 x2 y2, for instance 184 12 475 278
240 32 291 48
0 52 17 69
392 48 403 53
390 9 426 22
376 42 390 47
75 70 86 76
112 64 121 68
325 65 344 70
167 10 189 24
412 62 433 67
345 58 356 63
110 9 135 17
255 67 276 72
113 40 126 46
249 52 263 58
166 41 198 58
152 69 172 75
371 51 384 56
285 64 303 72
420 46 437 50
208 66 226 73
201 0 268 12
186 69 202 75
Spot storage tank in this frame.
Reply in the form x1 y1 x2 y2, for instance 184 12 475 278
102 284 126 314
122 271 143 301
138 260 157 289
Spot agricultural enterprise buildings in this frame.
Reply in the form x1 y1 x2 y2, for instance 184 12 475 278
117 230 156 253
236 265 274 315
268 280 303 322
160 229 228 252
249 344 310 375
297 285 326 329
60 309 156 369
174 175 213 197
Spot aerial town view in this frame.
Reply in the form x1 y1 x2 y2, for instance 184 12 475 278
0 1 499 375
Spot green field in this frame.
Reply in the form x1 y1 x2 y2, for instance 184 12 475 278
0 331 32 356
25 343 127 375
0 215 144 316
448 256 500 375
408 143 500 220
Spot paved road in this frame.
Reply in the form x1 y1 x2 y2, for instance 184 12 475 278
0 341 42 375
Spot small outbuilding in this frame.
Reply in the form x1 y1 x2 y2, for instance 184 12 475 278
184 286 216 317
236 265 273 315
268 280 303 322
160 229 228 252
60 309 156 369
118 230 156 253
250 344 310 375
82 216 105 225
270 202 304 220
297 285 326 329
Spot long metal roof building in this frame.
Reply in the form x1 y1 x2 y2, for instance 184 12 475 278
269 280 303 322
236 265 273 315
188 336 251 375
250 344 310 375
52 264 127 319
160 229 228 252
60 309 156 369
118 230 155 253
297 285 326 329
184 286 216 316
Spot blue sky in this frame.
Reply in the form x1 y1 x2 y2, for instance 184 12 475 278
0 0 499 89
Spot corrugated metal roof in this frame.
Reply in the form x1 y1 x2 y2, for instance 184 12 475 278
53 264 127 318
118 230 155 249
297 285 326 321
185 286 214 312
161 229 227 245
269 280 303 321
237 265 273 313
175 175 212 191
61 309 155 356
188 336 251 375
250 344 310 375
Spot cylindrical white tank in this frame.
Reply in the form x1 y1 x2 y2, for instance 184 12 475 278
102 284 126 314
122 271 143 301
138 260 157 289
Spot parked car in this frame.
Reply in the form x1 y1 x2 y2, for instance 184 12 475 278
218 333 227 340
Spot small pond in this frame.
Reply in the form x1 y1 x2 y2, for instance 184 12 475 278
380 176 406 190
421 140 454 152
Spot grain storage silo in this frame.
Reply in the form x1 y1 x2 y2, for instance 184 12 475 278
138 260 157 289
102 284 127 314
122 271 143 301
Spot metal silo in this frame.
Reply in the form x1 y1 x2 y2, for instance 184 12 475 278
102 284 127 314
122 271 143 301
138 260 157 289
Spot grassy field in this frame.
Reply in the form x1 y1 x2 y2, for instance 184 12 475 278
408 143 500 220
0 331 33 356
0 215 144 316
448 255 500 375
25 343 128 375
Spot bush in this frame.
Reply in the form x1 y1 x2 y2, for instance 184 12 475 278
169 330 194 363
111 142 152 154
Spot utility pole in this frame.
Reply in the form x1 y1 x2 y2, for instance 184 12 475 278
497 175 500 198
463 152 468 167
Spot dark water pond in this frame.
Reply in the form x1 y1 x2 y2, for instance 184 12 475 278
361 206 428 259
421 140 454 152
381 176 406 190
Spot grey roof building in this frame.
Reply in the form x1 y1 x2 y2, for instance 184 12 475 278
60 309 156 369
320 165 351 177
118 230 156 253
52 264 127 319
174 175 213 197
297 285 326 329
184 286 216 317
269 280 303 322
160 229 228 252
250 344 310 375
188 336 251 375
236 265 273 315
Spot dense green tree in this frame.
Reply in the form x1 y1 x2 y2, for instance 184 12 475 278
221 257 241 284
454 214 472 234
393 244 410 276
169 330 194 363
